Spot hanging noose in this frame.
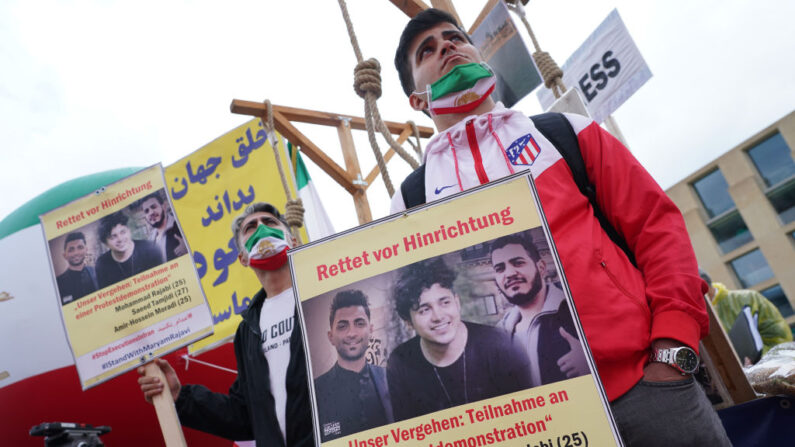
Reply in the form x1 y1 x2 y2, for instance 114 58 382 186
506 0 567 98
337 0 421 197
262 99 304 245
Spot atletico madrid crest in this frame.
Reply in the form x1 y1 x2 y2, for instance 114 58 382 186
506 133 541 166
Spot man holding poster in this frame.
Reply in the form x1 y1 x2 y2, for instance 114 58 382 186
387 258 531 422
138 202 313 446
390 9 729 446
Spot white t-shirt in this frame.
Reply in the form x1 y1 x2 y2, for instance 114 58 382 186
258 288 296 443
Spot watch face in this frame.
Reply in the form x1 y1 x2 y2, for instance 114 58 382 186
675 348 699 373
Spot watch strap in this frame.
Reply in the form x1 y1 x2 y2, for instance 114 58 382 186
650 346 698 374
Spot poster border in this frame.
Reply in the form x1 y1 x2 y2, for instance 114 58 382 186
39 163 214 390
289 171 624 446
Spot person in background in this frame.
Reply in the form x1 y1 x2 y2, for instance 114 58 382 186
700 268 792 359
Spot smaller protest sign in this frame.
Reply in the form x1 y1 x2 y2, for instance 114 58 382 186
471 0 542 108
41 164 213 389
536 9 652 124
290 174 622 447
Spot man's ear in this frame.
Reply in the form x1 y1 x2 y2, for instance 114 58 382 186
238 252 249 268
409 91 428 112
537 259 547 276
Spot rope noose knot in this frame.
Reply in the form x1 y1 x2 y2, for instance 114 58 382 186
354 58 382 99
533 51 563 89
284 199 305 229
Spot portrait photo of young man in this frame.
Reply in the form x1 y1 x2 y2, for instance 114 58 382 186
55 231 98 304
386 258 531 421
314 289 393 441
131 191 187 262
490 234 589 386
95 211 164 288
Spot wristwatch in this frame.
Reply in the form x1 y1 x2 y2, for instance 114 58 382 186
649 346 699 375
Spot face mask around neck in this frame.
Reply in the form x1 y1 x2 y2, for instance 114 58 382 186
243 224 290 271
414 62 496 116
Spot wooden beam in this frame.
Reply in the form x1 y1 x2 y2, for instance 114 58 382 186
469 0 500 34
430 0 462 26
230 100 435 138
337 119 372 224
388 0 429 18
700 298 757 405
364 127 412 188
270 111 356 194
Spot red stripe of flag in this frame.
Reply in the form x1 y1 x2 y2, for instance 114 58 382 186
431 84 496 115
465 119 490 184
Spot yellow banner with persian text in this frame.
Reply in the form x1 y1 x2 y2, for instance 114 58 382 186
165 119 305 353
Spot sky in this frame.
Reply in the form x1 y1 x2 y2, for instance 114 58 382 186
1 0 794 234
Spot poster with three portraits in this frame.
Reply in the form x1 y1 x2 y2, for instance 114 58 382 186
40 165 213 389
290 173 622 447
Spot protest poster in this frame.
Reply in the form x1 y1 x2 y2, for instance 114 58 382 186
40 164 213 389
290 174 622 447
536 9 652 124
165 118 306 353
470 0 542 108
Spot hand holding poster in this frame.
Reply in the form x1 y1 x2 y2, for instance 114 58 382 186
290 174 622 447
40 164 213 389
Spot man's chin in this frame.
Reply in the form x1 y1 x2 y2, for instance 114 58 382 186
505 291 535 306
338 350 366 362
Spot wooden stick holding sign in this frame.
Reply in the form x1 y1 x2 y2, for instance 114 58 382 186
144 362 187 447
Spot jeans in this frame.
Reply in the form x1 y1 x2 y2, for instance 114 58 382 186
610 376 732 446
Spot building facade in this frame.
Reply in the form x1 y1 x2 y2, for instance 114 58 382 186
666 111 795 332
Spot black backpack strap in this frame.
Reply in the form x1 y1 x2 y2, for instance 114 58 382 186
531 112 637 267
400 164 426 209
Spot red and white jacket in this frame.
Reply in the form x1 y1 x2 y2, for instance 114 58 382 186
390 104 709 401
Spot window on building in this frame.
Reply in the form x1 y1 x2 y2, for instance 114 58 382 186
748 133 795 186
729 249 774 288
766 179 795 224
747 132 795 224
693 169 753 253
761 285 794 319
693 169 737 217
707 211 754 253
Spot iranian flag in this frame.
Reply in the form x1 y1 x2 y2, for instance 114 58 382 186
288 142 335 241
243 225 290 270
